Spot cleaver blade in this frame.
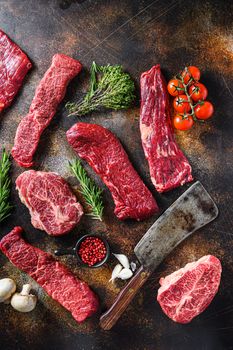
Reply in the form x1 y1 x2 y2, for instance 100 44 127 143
135 181 218 271
100 181 218 330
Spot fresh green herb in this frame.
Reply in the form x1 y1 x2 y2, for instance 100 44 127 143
0 149 12 223
69 159 104 221
66 61 135 117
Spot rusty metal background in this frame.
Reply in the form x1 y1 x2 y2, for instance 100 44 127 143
0 0 233 349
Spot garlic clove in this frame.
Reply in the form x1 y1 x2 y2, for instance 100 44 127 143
11 284 37 313
113 253 130 269
130 262 137 272
0 278 16 303
109 264 123 283
117 268 133 280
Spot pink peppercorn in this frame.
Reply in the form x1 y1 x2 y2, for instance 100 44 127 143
78 237 107 266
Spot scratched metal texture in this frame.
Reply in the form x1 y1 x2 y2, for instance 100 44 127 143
0 0 232 349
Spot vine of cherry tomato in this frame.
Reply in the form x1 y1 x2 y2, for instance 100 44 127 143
167 79 184 96
173 95 191 113
181 66 201 84
167 65 214 131
194 101 214 120
188 82 208 102
173 114 194 131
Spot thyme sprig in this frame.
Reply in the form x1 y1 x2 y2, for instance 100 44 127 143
0 149 12 223
66 61 135 117
69 159 104 221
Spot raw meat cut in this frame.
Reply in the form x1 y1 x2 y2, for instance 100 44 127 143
0 227 99 323
66 122 158 221
140 64 193 192
157 255 222 323
12 54 82 167
16 170 83 236
0 29 32 112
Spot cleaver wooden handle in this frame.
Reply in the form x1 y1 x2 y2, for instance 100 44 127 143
100 265 150 330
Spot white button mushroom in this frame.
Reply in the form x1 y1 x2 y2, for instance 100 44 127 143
11 284 37 312
0 278 16 302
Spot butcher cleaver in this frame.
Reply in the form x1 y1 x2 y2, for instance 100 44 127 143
100 181 218 330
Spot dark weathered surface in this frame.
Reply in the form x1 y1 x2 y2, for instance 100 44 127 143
0 0 233 349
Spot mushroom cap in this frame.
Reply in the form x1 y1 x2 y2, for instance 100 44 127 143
0 278 16 302
11 293 37 312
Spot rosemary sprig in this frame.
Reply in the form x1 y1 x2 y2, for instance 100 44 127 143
69 159 104 221
66 62 135 117
0 149 12 223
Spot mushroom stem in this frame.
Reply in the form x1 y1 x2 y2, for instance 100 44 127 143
11 283 37 313
21 284 32 295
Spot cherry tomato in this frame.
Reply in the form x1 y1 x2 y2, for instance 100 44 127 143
167 79 184 96
173 94 191 113
189 83 208 102
173 114 194 131
181 66 201 84
194 101 214 120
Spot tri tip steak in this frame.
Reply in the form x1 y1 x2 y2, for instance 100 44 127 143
140 64 193 192
157 255 222 323
0 227 99 323
0 29 32 112
12 53 82 167
16 170 83 236
66 122 159 221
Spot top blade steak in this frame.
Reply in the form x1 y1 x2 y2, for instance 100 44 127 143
157 255 222 323
16 170 83 236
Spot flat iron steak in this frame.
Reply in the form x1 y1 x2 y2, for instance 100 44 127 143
11 53 82 167
157 255 222 323
0 227 99 323
16 170 83 236
66 122 159 221
140 65 193 192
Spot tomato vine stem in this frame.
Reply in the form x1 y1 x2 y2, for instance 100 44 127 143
179 67 197 121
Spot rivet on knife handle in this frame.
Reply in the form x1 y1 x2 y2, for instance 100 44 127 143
100 266 150 330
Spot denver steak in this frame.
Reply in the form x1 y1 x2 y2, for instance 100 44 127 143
66 122 158 221
16 170 83 236
0 227 99 323
140 65 193 192
157 255 222 323
12 54 82 167
0 29 32 112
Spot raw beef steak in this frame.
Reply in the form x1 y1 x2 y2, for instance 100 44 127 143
0 227 99 323
16 170 83 236
157 255 222 323
66 122 158 221
12 54 82 167
0 29 32 112
140 65 193 192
